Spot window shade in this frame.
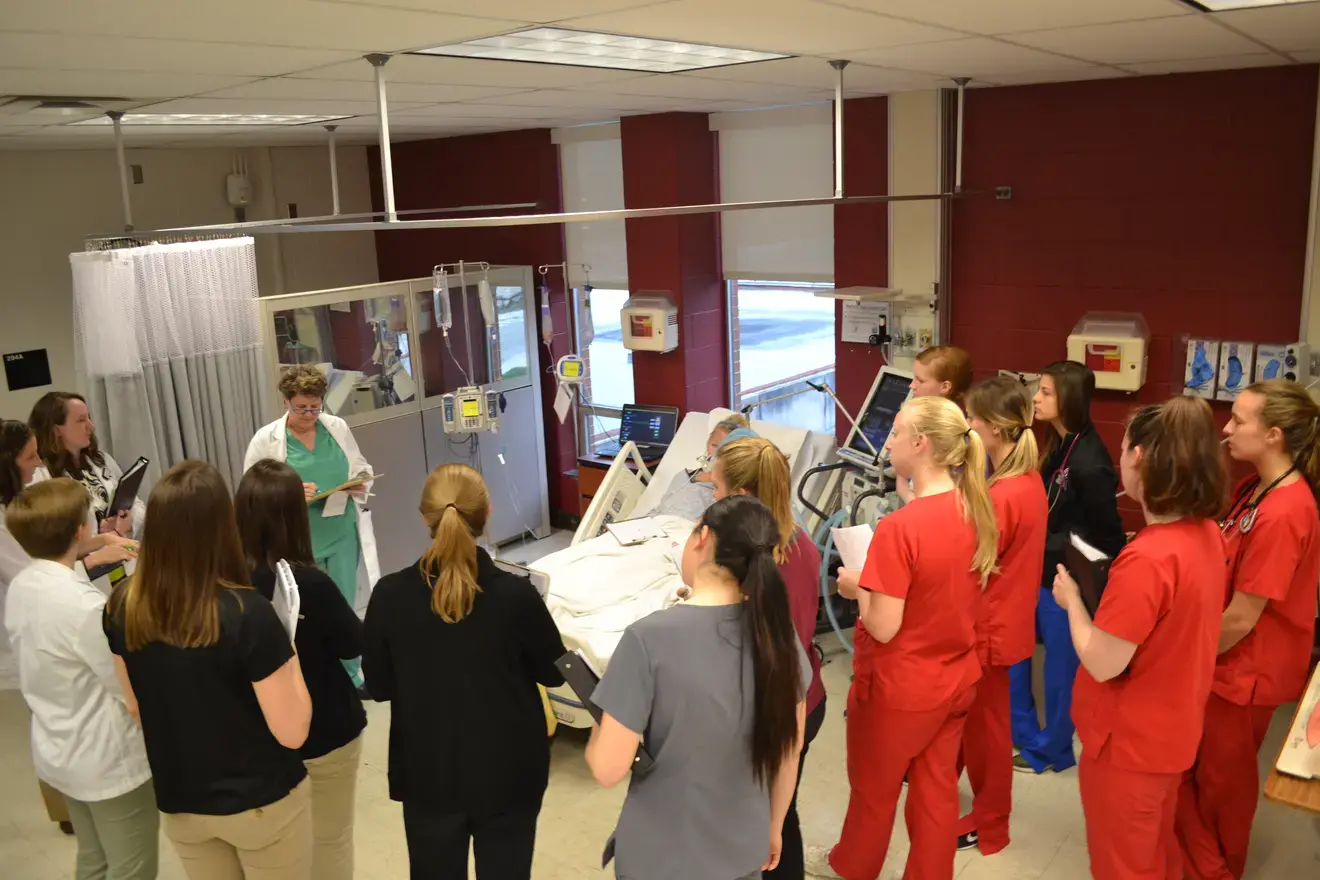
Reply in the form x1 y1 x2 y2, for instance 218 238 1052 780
715 105 834 283
557 125 628 289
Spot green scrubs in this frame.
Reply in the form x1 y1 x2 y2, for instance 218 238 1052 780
286 422 363 684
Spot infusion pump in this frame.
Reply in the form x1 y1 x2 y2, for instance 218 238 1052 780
442 385 500 434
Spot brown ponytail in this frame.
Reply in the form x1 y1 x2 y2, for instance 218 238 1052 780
418 464 490 623
1126 396 1226 519
715 437 796 562
1246 379 1320 502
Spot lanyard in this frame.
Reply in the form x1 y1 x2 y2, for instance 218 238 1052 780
1046 430 1084 513
1220 467 1295 538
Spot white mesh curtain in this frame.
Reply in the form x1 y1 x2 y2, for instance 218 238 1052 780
69 237 273 489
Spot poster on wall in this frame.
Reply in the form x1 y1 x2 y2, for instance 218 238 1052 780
3 349 52 392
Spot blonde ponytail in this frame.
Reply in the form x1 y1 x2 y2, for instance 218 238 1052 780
902 396 1000 585
965 375 1039 483
716 437 796 562
418 464 491 623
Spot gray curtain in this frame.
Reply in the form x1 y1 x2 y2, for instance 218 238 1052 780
70 238 273 491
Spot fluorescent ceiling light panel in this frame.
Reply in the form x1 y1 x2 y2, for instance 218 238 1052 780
73 113 350 126
414 27 790 73
1181 0 1317 10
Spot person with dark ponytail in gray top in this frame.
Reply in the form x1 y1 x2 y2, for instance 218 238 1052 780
587 494 810 880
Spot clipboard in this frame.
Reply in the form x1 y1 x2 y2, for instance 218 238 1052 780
554 651 654 774
105 457 148 521
307 473 384 504
1064 532 1112 617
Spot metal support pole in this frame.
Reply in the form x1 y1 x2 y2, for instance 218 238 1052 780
325 124 341 216
107 111 133 231
830 60 850 199
954 77 970 193
367 54 397 222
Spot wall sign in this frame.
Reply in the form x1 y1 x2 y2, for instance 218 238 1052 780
4 349 52 392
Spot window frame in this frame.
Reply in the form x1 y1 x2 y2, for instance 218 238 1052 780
571 284 632 457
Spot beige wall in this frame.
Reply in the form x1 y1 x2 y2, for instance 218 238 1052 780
888 89 941 368
0 143 379 417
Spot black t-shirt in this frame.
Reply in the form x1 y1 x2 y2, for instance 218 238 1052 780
104 586 307 815
252 564 366 760
362 548 566 815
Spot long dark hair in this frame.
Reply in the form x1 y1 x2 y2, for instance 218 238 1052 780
234 459 316 573
109 461 251 651
0 420 33 506
1039 360 1095 462
29 391 104 477
698 495 800 786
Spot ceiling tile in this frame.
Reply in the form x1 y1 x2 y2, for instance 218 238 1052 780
125 97 425 116
0 69 259 99
561 0 961 55
1214 4 1320 53
820 0 1192 36
851 37 1096 78
397 101 610 120
976 67 1134 87
469 88 716 110
309 0 655 22
0 32 357 78
294 53 656 88
568 73 819 102
0 0 523 53
684 56 951 93
1121 53 1295 75
196 77 529 104
1009 15 1268 65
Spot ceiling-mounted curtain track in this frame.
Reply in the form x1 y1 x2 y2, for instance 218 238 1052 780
367 53 397 223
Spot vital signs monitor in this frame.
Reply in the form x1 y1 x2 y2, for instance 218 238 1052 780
837 366 914 471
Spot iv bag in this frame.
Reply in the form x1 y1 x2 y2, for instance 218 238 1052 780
540 285 554 346
433 273 453 331
578 286 595 347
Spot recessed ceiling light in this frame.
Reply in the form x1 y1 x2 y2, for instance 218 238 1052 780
413 27 791 73
1180 0 1318 10
72 113 351 127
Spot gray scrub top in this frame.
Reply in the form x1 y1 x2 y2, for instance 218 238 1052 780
652 470 716 523
593 602 813 880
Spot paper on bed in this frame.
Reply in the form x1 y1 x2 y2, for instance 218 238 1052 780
831 524 874 570
606 517 666 546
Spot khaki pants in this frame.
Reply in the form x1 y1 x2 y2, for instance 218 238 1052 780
39 779 71 824
65 780 160 880
163 778 311 880
304 736 363 880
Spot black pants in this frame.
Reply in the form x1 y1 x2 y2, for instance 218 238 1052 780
402 801 540 880
764 697 828 880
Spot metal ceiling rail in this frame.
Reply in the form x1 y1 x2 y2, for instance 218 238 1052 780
99 191 961 238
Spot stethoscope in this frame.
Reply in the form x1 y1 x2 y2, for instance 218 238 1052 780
1220 466 1295 538
1045 430 1085 514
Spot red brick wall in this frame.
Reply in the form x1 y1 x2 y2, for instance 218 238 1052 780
949 66 1318 528
367 130 579 515
833 96 890 442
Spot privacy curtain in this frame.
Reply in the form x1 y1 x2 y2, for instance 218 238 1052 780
69 237 273 491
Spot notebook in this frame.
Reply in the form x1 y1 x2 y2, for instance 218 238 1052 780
554 651 654 775
105 457 149 521
1064 533 1112 617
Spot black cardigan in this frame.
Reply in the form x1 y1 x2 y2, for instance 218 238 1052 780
362 548 566 815
1042 425 1128 575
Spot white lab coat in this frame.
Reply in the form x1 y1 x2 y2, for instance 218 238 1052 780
244 413 382 591
32 452 147 541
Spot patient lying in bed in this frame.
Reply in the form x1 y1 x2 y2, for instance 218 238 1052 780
650 417 756 521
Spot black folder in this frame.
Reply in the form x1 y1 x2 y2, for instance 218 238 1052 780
1064 532 1112 617
554 651 654 774
104 457 149 522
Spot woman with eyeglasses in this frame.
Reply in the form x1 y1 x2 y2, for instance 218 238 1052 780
1176 379 1320 880
245 365 379 691
1011 361 1126 777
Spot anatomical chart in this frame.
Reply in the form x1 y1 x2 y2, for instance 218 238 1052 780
1277 662 1320 779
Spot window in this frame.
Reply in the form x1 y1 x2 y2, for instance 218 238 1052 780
573 287 633 454
728 280 836 435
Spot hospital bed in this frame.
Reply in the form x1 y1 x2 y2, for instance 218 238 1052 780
531 409 838 728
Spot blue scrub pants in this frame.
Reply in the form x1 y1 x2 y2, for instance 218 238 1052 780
1008 585 1078 772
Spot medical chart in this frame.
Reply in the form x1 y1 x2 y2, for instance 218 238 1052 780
831 524 874 571
1276 660 1320 780
606 517 667 546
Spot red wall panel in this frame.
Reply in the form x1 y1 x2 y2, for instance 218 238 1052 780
367 130 579 516
950 66 1318 529
833 96 890 442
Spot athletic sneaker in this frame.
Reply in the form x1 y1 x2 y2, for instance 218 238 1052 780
1014 753 1053 774
805 845 843 878
957 830 979 852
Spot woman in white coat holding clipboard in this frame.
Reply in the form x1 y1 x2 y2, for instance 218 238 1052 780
245 365 380 689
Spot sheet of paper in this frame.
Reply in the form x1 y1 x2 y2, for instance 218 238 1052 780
554 383 573 424
322 491 349 518
831 524 875 571
841 300 890 345
606 517 666 546
273 560 301 641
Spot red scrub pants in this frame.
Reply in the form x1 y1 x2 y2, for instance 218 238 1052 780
829 680 976 880
956 665 1013 854
1079 748 1182 880
1175 693 1276 880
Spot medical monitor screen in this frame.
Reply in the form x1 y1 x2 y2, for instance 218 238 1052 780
618 405 679 448
848 371 912 461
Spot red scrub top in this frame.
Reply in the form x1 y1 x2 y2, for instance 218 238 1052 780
1072 519 1226 774
1214 477 1320 708
781 529 825 712
856 491 982 712
978 473 1047 668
